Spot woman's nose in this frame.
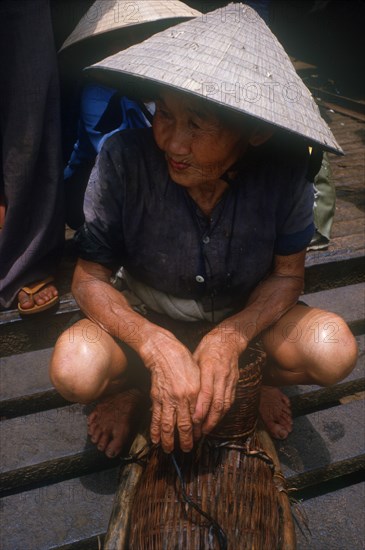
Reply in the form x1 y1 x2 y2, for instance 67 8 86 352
166 126 191 156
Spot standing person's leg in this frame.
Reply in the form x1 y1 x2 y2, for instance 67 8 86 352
259 304 358 438
0 0 64 310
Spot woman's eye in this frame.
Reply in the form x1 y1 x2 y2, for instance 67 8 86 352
189 120 201 130
157 107 171 119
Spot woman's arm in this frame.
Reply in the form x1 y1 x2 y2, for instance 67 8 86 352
221 249 306 343
193 249 306 433
72 258 201 453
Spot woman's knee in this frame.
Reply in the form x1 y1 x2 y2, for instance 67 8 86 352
264 308 358 386
50 321 123 403
308 314 358 385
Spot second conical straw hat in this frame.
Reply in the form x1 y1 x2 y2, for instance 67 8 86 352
60 0 201 51
86 2 342 154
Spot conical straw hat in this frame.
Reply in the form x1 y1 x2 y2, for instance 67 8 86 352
86 2 342 154
60 0 201 51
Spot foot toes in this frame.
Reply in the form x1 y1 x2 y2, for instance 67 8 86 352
96 432 110 452
280 410 293 425
281 394 291 407
276 428 289 440
259 386 294 440
87 410 100 427
271 424 290 439
87 391 144 457
34 285 58 305
18 283 58 309
105 439 122 459
18 291 34 309
90 426 102 444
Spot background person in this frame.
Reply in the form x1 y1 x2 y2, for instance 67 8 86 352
57 0 201 229
0 0 64 314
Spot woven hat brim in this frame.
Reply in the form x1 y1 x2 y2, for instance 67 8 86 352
60 0 201 51
86 3 343 155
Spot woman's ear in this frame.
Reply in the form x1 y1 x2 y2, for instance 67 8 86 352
249 124 275 147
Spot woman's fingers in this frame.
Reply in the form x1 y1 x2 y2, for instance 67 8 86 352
193 367 214 425
201 375 227 434
194 356 239 435
147 331 241 452
152 403 194 453
149 354 199 452
160 405 177 453
150 400 162 446
176 404 194 452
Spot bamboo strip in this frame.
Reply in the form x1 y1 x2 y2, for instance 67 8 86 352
104 431 148 550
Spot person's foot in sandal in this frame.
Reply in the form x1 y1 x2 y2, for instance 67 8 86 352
18 276 59 315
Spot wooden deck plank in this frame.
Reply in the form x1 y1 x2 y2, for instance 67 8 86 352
303 283 365 323
331 218 364 239
275 400 364 480
0 469 119 550
0 404 128 496
0 309 79 356
294 482 365 550
0 405 93 473
334 194 365 212
0 348 68 418
0 348 54 401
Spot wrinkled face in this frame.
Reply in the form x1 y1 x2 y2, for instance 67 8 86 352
152 90 249 188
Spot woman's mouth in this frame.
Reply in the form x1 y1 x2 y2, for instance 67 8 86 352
167 157 191 171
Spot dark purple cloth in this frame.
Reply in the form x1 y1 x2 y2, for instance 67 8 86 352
75 128 314 315
0 0 64 308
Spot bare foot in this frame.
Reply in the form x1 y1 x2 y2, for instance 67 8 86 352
18 282 58 310
259 386 293 439
87 389 144 458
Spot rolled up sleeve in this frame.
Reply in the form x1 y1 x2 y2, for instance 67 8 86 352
275 160 315 255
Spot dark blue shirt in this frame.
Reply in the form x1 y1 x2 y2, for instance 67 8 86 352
75 127 314 313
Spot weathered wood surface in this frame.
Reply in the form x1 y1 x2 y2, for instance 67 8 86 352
0 469 119 550
0 404 119 495
104 432 149 550
0 348 68 418
294 482 365 550
276 400 365 484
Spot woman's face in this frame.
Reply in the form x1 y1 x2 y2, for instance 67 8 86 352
153 90 249 188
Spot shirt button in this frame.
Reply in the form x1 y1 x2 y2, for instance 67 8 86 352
196 275 205 283
202 236 210 244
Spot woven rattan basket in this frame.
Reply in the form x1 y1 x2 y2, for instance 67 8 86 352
105 341 295 549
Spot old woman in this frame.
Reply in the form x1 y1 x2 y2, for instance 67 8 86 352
50 4 357 457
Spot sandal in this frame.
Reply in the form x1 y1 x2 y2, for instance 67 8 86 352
17 276 59 315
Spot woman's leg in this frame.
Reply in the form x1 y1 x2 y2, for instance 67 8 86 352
50 319 148 457
259 304 358 438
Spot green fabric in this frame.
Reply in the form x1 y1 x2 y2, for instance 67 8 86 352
313 153 336 240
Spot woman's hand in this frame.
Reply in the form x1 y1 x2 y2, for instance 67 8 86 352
140 328 201 454
192 328 246 437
